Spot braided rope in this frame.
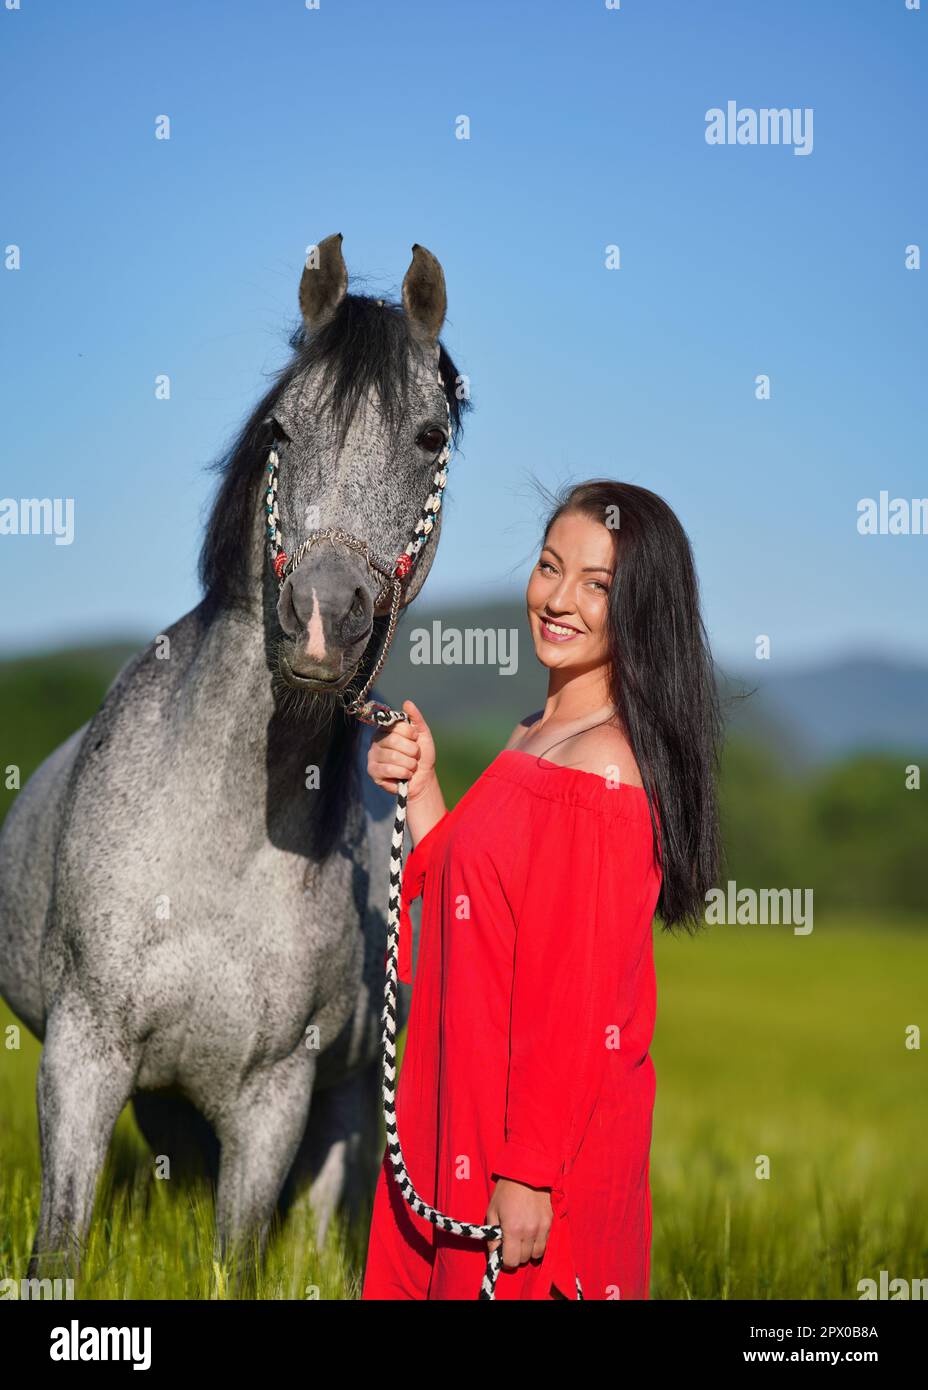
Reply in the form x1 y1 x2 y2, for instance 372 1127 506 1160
266 375 582 1301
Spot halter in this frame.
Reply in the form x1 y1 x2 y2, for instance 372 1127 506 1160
265 372 583 1301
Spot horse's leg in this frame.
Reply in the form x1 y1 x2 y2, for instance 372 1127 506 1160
212 1050 316 1291
340 1056 383 1220
281 1057 381 1249
28 997 136 1278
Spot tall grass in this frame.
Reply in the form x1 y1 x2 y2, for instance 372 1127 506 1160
1 915 924 1299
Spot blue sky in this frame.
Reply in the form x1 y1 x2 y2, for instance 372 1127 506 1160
1 0 925 669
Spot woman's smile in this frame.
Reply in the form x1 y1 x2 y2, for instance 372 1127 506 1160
539 615 583 643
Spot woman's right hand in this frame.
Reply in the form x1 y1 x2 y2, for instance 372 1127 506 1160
367 699 437 802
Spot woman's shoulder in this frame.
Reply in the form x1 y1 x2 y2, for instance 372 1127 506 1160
484 749 651 827
506 712 645 791
503 711 543 749
551 724 645 790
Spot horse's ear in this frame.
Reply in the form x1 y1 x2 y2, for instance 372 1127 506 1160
299 233 349 332
402 243 447 346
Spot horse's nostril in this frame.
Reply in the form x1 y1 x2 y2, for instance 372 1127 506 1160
338 586 373 647
276 578 301 638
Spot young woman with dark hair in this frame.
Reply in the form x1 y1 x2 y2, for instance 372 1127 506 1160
360 480 722 1300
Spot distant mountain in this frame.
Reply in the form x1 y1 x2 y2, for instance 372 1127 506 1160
734 656 928 764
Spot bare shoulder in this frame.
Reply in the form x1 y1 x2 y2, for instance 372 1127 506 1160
503 711 544 750
559 723 645 789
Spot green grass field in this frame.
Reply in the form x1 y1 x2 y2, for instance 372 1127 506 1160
1 914 924 1300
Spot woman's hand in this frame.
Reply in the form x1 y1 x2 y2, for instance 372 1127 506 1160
367 698 437 803
485 1178 553 1269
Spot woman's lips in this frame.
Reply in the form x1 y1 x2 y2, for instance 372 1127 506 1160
539 616 582 643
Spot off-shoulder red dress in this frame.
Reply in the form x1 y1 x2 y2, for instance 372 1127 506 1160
360 747 662 1301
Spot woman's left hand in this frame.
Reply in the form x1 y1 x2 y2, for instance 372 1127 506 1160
485 1178 552 1268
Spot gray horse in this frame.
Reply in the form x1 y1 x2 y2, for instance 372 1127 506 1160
0 232 467 1281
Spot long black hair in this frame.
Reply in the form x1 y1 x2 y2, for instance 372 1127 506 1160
540 480 722 932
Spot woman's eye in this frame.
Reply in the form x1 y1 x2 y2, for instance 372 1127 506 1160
538 559 607 591
416 427 446 453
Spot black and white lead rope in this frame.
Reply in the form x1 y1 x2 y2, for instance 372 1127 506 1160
265 378 583 1301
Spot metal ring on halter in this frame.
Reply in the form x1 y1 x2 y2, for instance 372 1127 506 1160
278 532 397 622
264 379 583 1300
280 531 397 592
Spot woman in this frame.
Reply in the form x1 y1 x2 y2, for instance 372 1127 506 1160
360 480 722 1300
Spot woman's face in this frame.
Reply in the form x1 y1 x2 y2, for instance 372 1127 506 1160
525 510 615 673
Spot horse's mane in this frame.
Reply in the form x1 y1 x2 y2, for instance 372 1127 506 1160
198 293 469 618
195 293 470 869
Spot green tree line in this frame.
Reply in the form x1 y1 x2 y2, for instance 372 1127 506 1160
1 650 924 919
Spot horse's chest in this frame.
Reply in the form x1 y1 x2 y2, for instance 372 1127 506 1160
134 841 366 1086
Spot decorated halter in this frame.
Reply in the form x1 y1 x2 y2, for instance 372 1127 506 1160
265 372 583 1302
265 382 451 724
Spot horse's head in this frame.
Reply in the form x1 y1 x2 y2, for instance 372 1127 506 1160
266 233 458 695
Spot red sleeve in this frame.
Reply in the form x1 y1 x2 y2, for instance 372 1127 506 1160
489 806 629 1191
396 811 449 984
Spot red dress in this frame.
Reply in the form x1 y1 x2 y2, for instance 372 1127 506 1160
361 747 662 1301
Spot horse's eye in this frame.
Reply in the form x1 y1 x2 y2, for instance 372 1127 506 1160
416 427 446 453
263 415 289 448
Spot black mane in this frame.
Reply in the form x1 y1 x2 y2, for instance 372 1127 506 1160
198 294 470 617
